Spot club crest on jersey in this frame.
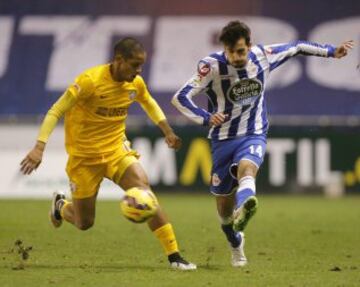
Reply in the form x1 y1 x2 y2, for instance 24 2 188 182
212 173 221 186
227 78 262 105
197 60 211 77
128 90 137 100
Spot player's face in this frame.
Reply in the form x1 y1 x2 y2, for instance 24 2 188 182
225 38 251 68
112 52 146 82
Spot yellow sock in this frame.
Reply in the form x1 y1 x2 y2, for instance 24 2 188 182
60 200 71 219
153 223 179 256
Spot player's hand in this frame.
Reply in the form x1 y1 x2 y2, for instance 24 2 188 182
334 40 354 59
165 133 182 151
209 112 228 127
20 141 45 175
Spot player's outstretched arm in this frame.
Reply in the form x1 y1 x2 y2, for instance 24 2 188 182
334 40 354 59
20 90 78 175
264 40 354 71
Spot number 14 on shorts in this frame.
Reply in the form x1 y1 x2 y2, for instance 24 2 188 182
249 145 263 158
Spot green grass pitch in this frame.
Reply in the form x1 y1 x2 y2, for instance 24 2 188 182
0 194 359 287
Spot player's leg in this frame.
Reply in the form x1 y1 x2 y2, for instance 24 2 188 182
232 160 259 231
112 157 196 270
232 136 266 232
116 162 168 230
211 139 240 248
211 139 247 266
55 194 97 230
50 157 104 230
215 193 243 247
213 183 247 267
50 191 98 231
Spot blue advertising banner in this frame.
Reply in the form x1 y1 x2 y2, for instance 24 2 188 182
0 0 359 116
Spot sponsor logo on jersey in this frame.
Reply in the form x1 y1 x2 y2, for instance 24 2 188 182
227 78 262 105
197 60 211 77
95 107 127 117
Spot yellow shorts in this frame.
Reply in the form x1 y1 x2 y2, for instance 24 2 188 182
66 148 139 199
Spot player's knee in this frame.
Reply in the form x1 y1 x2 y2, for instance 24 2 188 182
237 162 257 179
139 173 150 186
133 178 150 190
124 171 150 189
75 219 94 231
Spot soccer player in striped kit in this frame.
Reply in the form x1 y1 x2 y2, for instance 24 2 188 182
172 21 353 267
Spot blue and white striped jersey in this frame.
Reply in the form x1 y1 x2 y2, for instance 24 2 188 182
172 41 336 141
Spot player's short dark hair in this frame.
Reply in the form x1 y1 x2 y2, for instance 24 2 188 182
219 21 251 48
114 37 145 59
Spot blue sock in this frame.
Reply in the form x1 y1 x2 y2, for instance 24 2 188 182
235 176 256 209
235 188 255 209
221 224 241 248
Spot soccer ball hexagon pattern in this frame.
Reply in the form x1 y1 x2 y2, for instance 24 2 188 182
120 187 159 223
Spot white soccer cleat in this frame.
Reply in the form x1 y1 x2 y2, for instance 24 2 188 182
170 261 197 271
49 190 66 228
168 253 197 271
231 232 247 267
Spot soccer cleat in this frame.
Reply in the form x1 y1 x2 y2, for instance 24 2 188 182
231 232 247 267
233 196 258 232
168 253 197 271
49 190 66 228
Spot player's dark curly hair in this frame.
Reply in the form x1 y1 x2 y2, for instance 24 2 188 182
219 21 251 48
114 37 145 59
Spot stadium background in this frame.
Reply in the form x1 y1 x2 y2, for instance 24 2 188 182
1 1 360 286
0 0 359 198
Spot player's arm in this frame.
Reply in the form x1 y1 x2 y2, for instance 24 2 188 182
136 78 182 150
20 75 93 175
171 58 226 127
20 92 76 175
264 40 354 71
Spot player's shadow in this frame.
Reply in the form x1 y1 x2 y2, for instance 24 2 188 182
1 263 224 271
49 263 166 271
0 263 168 271
197 264 221 271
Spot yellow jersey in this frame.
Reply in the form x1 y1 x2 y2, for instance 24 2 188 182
37 64 166 160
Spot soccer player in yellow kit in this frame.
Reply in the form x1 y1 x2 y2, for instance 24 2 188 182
20 37 196 270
